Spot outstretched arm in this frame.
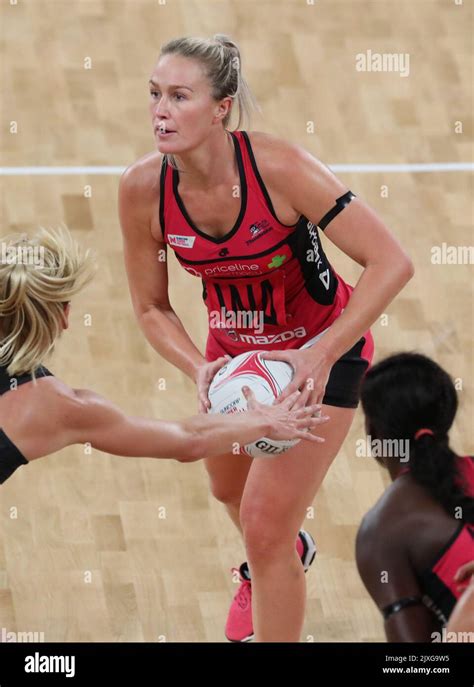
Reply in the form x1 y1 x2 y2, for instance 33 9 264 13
62 387 328 463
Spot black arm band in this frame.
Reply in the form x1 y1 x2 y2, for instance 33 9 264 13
317 190 356 231
382 596 424 620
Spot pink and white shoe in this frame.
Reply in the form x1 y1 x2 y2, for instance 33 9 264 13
224 529 317 642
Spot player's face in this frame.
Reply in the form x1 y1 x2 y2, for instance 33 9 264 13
149 54 227 152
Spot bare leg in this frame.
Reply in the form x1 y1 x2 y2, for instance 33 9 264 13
203 451 253 536
225 501 243 534
240 405 357 642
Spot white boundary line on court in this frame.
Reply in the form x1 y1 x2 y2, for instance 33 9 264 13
0 163 473 175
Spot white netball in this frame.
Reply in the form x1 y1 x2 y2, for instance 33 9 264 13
208 350 300 458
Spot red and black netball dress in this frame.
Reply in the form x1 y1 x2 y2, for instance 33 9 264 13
159 130 374 408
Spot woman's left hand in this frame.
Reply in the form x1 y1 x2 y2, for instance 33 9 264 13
259 347 333 407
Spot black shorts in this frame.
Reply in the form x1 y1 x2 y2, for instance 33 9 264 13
319 335 372 409
0 429 28 484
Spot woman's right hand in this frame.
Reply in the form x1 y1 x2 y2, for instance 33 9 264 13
195 355 232 413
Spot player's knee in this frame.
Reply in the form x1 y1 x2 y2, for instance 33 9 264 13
209 481 243 506
241 508 292 561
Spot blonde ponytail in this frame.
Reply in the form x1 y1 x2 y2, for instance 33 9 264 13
0 224 96 378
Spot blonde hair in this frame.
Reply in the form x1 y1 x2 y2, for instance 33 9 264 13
159 33 261 170
0 224 96 378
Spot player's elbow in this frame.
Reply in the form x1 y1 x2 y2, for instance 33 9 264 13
176 450 202 464
378 251 415 290
398 254 415 283
138 301 173 328
175 446 204 463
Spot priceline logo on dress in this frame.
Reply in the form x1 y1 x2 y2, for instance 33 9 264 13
184 263 261 277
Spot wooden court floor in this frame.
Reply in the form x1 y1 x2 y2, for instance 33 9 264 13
0 0 472 641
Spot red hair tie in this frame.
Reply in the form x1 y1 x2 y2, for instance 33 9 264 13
414 428 434 440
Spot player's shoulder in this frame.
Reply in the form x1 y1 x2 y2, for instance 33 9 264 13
27 373 75 401
27 376 87 428
245 130 303 162
119 151 164 240
356 508 405 589
356 483 411 560
119 150 164 201
244 129 316 185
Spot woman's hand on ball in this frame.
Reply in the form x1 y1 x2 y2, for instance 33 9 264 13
259 348 332 406
242 386 329 443
195 355 231 413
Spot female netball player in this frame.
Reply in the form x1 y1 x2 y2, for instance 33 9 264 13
356 353 474 641
0 227 326 486
119 34 414 642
